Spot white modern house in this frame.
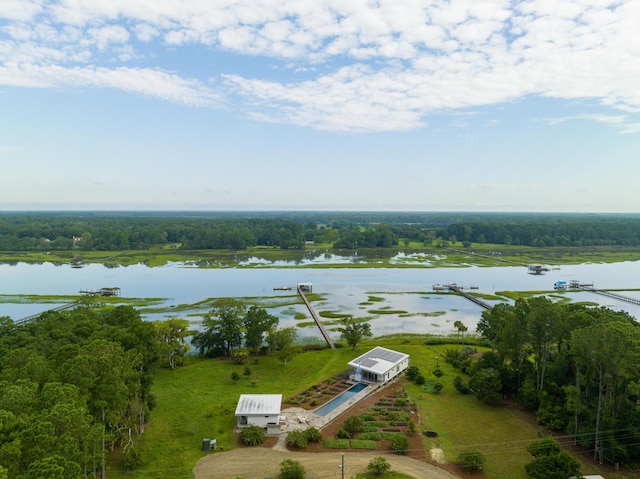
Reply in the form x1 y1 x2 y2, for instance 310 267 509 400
348 346 410 384
235 394 284 435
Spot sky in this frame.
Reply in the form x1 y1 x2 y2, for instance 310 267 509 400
1 0 639 212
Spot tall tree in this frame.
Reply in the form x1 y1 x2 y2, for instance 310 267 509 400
155 318 191 369
527 296 560 392
571 321 640 464
338 317 372 350
193 299 245 357
243 306 278 355
268 327 298 365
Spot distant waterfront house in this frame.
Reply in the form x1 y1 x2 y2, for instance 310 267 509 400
235 394 284 435
348 346 409 384
297 282 313 293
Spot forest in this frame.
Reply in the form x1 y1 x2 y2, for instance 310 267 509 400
0 211 640 251
468 298 640 468
0 301 186 479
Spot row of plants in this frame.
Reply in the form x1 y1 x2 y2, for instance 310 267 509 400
284 374 351 408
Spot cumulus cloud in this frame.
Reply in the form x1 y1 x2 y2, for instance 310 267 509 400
1 0 639 131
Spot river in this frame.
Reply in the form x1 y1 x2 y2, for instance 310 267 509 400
1 257 639 342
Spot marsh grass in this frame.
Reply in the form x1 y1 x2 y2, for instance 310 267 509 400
4 243 640 269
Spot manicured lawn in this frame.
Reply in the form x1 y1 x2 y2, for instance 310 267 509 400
109 347 364 479
109 337 637 479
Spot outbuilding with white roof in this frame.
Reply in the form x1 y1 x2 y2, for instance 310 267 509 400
235 394 284 435
348 346 409 384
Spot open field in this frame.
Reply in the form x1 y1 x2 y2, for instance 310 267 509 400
108 337 636 479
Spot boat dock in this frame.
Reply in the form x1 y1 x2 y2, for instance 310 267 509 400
297 284 335 349
433 283 491 310
575 285 640 306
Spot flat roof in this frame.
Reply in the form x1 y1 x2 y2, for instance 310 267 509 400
348 346 409 375
235 394 282 416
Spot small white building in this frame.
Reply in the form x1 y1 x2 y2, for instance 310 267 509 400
348 346 410 384
235 394 283 435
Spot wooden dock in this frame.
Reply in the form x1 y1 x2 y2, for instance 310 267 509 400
447 285 492 310
14 302 78 326
577 286 640 306
297 286 335 349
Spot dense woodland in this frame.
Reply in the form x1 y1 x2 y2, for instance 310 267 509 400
467 299 640 468
0 303 190 479
1 212 640 251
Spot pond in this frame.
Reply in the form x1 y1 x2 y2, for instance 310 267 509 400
1 258 639 342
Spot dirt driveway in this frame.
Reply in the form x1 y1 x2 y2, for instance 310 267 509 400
193 448 463 479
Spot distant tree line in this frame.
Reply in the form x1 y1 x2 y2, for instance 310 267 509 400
451 298 640 468
439 218 640 247
0 212 639 251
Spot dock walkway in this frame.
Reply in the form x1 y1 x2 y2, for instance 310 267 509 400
448 285 492 310
577 286 640 306
297 286 335 349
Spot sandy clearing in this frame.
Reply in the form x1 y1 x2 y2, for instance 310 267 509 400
193 447 463 479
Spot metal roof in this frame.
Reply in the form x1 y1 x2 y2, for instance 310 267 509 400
348 347 409 375
235 394 282 416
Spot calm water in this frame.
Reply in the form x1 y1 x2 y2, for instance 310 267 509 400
1 258 639 341
314 383 368 416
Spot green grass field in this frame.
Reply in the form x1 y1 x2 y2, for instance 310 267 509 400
108 336 635 479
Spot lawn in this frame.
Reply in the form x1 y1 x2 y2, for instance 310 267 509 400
109 337 637 479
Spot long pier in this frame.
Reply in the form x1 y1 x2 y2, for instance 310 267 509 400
297 286 335 349
577 286 640 307
447 285 492 310
14 302 79 326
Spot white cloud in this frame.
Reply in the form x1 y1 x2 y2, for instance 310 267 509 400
87 25 130 50
0 0 43 21
0 0 639 131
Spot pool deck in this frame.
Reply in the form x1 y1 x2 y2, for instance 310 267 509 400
279 382 380 433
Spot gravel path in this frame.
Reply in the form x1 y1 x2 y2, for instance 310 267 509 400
193 447 463 479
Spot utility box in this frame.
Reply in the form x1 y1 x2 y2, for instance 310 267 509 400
202 438 211 452
210 439 217 450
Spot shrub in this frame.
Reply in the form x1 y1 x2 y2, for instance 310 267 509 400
279 458 306 479
336 428 351 439
240 424 264 446
432 381 444 393
414 374 426 385
323 439 350 449
243 366 252 376
230 371 240 381
304 427 322 443
351 439 377 450
453 376 471 394
367 456 392 475
393 398 406 408
408 418 416 433
343 415 365 434
358 432 382 441
390 433 409 454
458 451 485 473
286 430 308 448
432 368 443 378
460 346 476 358
405 365 420 380
119 447 144 471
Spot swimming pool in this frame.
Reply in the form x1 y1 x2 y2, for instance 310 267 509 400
314 383 367 416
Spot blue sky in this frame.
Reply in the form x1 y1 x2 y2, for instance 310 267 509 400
1 0 639 212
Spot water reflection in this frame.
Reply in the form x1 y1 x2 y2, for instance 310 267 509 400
1 260 639 342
